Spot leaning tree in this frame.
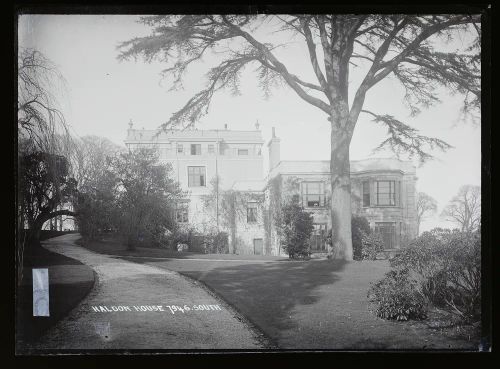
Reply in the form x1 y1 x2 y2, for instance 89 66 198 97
118 14 481 260
20 151 78 242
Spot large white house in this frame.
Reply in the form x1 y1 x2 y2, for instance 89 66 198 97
125 122 418 256
124 121 265 234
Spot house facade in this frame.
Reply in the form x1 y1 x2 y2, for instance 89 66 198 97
125 122 418 256
124 121 265 237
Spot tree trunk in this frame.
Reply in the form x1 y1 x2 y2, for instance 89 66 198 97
329 125 353 261
229 195 237 254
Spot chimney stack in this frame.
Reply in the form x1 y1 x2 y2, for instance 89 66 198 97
127 119 134 139
267 126 281 172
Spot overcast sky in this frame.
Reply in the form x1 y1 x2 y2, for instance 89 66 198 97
18 14 481 232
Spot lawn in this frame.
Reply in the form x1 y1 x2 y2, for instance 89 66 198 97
16 233 95 349
79 236 287 261
83 237 478 350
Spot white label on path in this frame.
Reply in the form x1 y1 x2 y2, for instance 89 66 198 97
33 268 49 316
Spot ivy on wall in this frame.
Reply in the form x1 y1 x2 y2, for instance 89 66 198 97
201 175 264 253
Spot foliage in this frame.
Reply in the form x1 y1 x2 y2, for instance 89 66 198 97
17 48 74 287
438 230 481 322
268 176 283 239
201 177 264 253
268 176 306 255
19 151 78 237
351 216 371 260
118 15 480 260
390 228 481 323
76 188 117 241
280 203 314 259
18 48 71 153
368 268 428 321
365 111 453 164
351 216 385 260
361 232 385 260
203 231 229 254
70 135 124 192
202 176 264 229
441 185 481 232
106 147 183 250
118 15 480 160
169 227 196 250
73 143 121 241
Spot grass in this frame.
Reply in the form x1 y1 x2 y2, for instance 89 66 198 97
78 236 287 261
16 235 95 348
83 236 478 349
138 258 477 349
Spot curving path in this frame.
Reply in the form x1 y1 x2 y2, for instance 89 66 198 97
26 234 266 351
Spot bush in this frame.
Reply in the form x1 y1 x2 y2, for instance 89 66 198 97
169 227 195 251
351 216 385 260
145 225 174 248
280 203 314 259
352 216 371 260
76 191 117 241
203 232 229 254
384 228 481 323
438 230 481 323
368 268 428 321
361 232 385 260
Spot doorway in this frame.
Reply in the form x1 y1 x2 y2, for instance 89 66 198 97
310 224 327 252
253 238 263 255
374 222 397 249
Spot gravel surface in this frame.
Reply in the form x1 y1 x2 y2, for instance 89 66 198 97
26 234 266 351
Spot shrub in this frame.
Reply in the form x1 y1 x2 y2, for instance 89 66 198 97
76 191 118 241
352 216 371 260
203 231 229 254
169 227 195 251
368 268 428 321
361 232 385 260
280 203 314 259
386 228 481 323
439 230 481 323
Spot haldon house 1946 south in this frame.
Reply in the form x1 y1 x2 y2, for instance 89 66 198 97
124 121 418 256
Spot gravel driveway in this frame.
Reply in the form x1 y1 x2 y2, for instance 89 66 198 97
26 234 266 351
